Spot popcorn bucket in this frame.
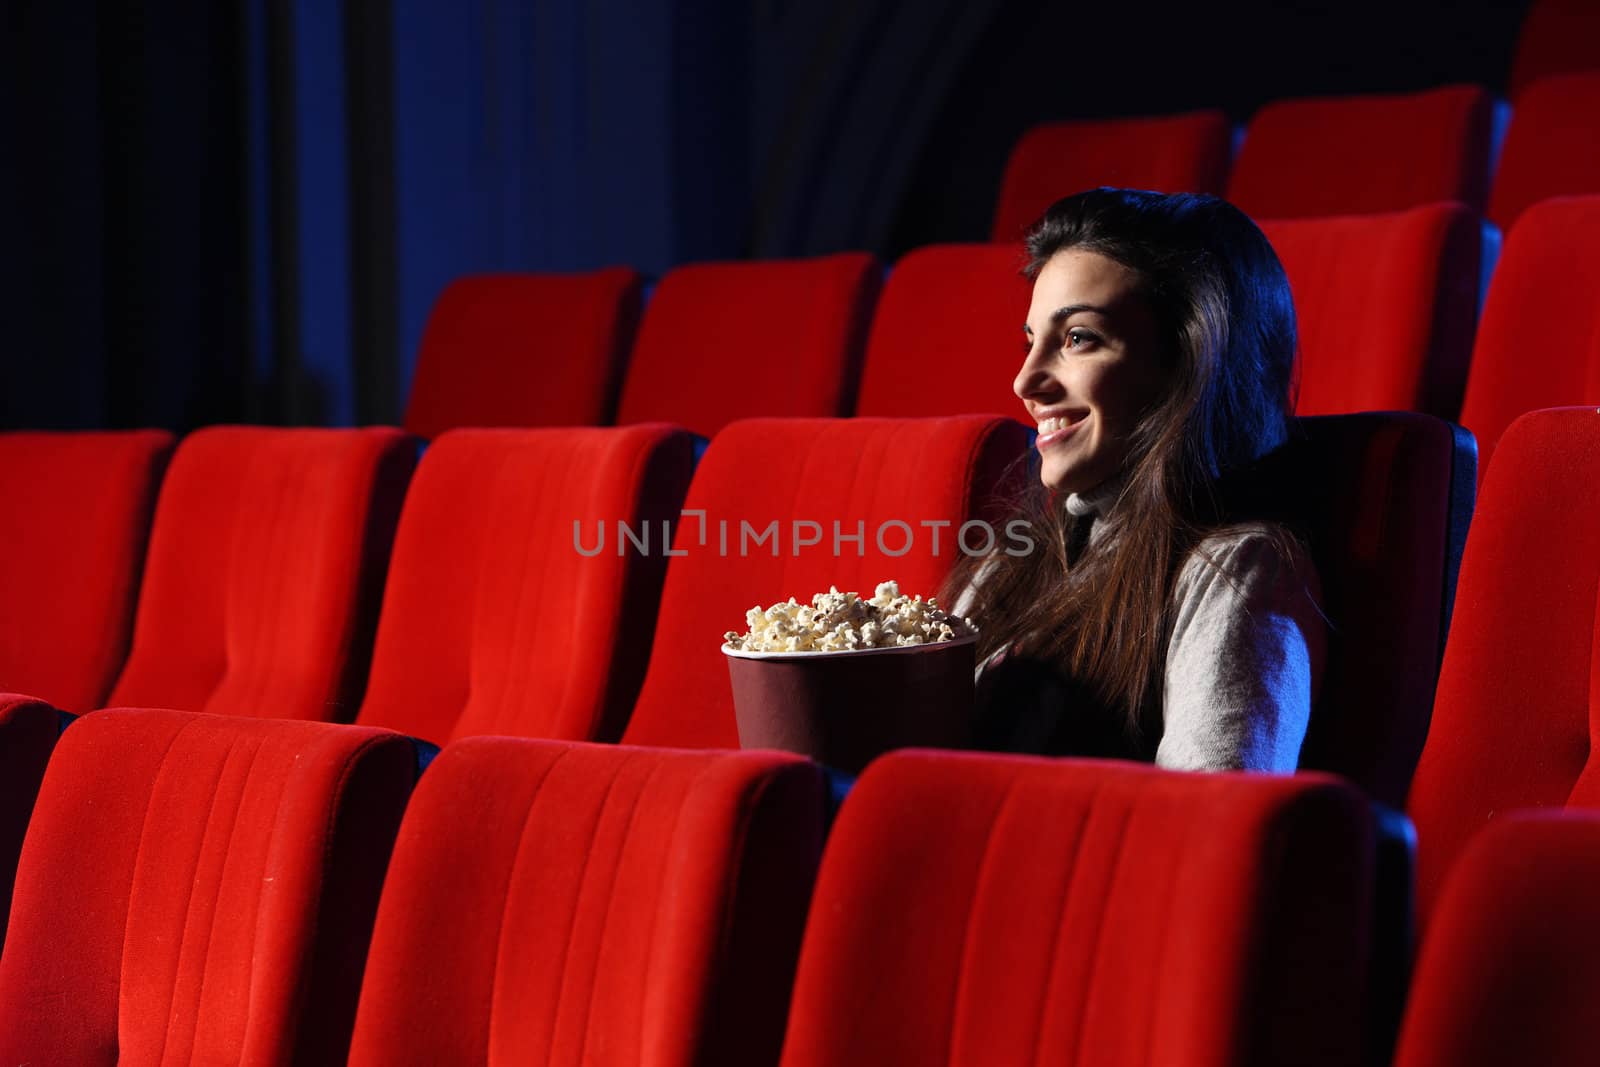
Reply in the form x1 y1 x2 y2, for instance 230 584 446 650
723 635 978 774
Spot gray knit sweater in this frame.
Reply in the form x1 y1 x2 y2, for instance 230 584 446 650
956 478 1326 773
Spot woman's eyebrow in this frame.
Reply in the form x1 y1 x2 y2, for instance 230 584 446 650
1048 303 1110 326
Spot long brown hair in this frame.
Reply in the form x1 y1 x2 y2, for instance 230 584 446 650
943 188 1300 743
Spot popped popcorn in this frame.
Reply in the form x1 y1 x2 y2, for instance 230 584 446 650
723 580 976 652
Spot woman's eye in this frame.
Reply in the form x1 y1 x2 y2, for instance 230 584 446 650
1065 329 1096 350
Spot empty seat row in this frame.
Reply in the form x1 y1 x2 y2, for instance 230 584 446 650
993 72 1600 240
16 705 1599 1067
0 706 1379 1066
404 194 1600 470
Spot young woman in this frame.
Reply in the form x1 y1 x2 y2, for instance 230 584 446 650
946 187 1325 773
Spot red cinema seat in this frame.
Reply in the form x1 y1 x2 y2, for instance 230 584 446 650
855 243 1033 418
355 426 694 744
0 708 415 1065
615 254 880 439
620 415 1030 750
1228 86 1493 219
990 111 1231 241
1222 413 1473 809
777 751 1374 1067
1261 204 1480 418
0 694 59 948
0 430 172 710
1457 196 1600 477
1394 812 1600 1067
107 427 417 721
347 737 823 1067
1489 74 1600 231
403 268 643 438
1509 0 1600 98
1406 408 1600 921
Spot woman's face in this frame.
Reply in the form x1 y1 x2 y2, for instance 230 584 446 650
1015 249 1169 494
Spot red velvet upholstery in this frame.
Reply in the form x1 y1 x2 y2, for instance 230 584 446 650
1394 812 1600 1067
615 254 881 439
990 111 1231 241
347 737 823 1067
856 243 1032 418
1407 408 1600 919
0 430 173 710
1261 204 1480 418
403 269 643 437
1509 0 1600 98
778 751 1374 1067
0 708 415 1065
107 427 417 721
0 694 59 948
1489 74 1600 230
1228 86 1493 218
621 415 1031 749
1224 413 1470 809
356 426 694 744
1457 196 1600 477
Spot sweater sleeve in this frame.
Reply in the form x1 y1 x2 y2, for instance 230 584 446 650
1155 530 1326 773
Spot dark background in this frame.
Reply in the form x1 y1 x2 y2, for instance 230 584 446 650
0 0 1528 432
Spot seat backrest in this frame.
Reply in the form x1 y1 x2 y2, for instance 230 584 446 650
1509 0 1600 98
348 737 823 1067
855 243 1033 418
403 269 643 437
621 415 1031 749
1228 86 1493 219
1489 74 1600 231
0 708 415 1066
1394 811 1600 1067
1458 196 1600 477
0 694 60 949
615 254 881 439
356 426 694 744
108 427 416 721
778 750 1374 1067
990 111 1231 241
1219 413 1473 808
1261 204 1480 418
0 430 173 710
1407 407 1600 918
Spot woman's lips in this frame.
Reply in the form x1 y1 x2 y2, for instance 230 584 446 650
1036 417 1085 450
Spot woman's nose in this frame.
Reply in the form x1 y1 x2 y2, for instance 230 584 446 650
1013 344 1058 403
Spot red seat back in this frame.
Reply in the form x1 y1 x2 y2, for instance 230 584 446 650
108 427 416 721
615 254 881 438
778 751 1374 1067
856 243 1032 418
1407 408 1600 918
1489 74 1600 231
621 415 1031 749
356 426 694 744
1458 196 1600 477
1228 86 1493 218
1261 204 1480 418
1395 812 1600 1067
0 430 172 710
0 708 415 1065
990 111 1231 241
348 738 822 1067
403 269 643 437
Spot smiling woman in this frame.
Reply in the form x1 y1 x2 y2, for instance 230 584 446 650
945 187 1324 772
